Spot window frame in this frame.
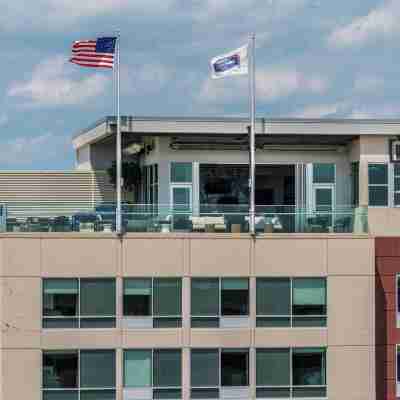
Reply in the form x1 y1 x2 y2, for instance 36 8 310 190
393 164 400 207
191 277 250 328
255 347 327 399
256 277 327 328
397 344 400 397
42 349 116 399
123 348 182 398
122 277 182 328
368 163 389 207
42 278 116 330
190 348 250 398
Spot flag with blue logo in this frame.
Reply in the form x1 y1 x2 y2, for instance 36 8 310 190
210 45 248 79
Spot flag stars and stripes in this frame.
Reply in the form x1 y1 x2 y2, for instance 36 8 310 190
70 37 117 69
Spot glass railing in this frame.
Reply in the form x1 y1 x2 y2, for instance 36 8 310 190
1 203 368 234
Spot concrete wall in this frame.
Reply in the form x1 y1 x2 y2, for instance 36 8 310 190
0 233 375 400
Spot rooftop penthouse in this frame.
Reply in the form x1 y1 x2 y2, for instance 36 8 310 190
3 116 400 235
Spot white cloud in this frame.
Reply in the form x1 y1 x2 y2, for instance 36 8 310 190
0 114 8 127
121 63 172 95
353 75 385 93
328 0 400 48
0 133 68 166
8 55 110 107
194 0 308 22
291 103 342 118
0 0 176 31
199 67 328 104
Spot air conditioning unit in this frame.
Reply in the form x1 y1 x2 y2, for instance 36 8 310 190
390 140 400 163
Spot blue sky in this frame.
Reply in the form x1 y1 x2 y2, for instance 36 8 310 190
0 0 399 169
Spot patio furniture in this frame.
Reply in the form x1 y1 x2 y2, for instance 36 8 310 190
6 218 20 232
52 216 71 232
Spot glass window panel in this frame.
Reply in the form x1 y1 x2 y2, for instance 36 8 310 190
80 318 116 328
153 278 181 316
351 162 359 207
191 317 219 328
171 162 192 183
153 389 182 399
191 388 219 399
80 279 116 317
191 349 219 387
43 351 78 389
191 278 219 316
293 316 327 327
153 318 182 328
43 391 79 400
395 164 400 176
369 186 388 206
369 164 388 185
80 390 116 400
124 350 152 387
153 350 181 387
80 350 116 388
199 164 249 210
397 347 400 383
315 188 333 212
256 278 290 316
398 276 400 315
293 278 326 307
292 349 326 386
313 164 335 184
395 193 400 206
44 279 78 294
221 279 249 316
256 349 290 386
43 279 78 318
256 387 290 398
123 279 152 316
256 317 290 327
172 187 191 212
43 318 79 329
395 178 400 192
292 387 326 397
221 350 249 387
222 278 248 290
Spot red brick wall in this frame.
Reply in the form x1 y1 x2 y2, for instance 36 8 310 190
376 238 400 400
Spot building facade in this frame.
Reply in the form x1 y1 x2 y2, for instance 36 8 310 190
2 117 400 399
1 233 375 400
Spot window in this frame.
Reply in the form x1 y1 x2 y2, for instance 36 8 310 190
190 349 249 399
43 350 116 400
368 163 389 206
191 349 219 399
397 275 400 328
394 164 400 207
313 164 335 184
123 278 182 328
43 279 116 329
351 162 359 207
256 278 327 327
397 345 400 397
124 349 182 399
256 348 326 398
221 349 249 387
171 162 192 183
191 278 249 328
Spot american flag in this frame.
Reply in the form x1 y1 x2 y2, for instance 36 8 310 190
70 37 117 69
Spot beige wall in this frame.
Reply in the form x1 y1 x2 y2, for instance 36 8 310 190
0 233 375 400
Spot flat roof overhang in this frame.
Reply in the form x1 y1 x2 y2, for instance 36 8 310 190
72 116 400 150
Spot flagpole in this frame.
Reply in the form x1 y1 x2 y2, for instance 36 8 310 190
116 31 122 235
249 33 256 236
